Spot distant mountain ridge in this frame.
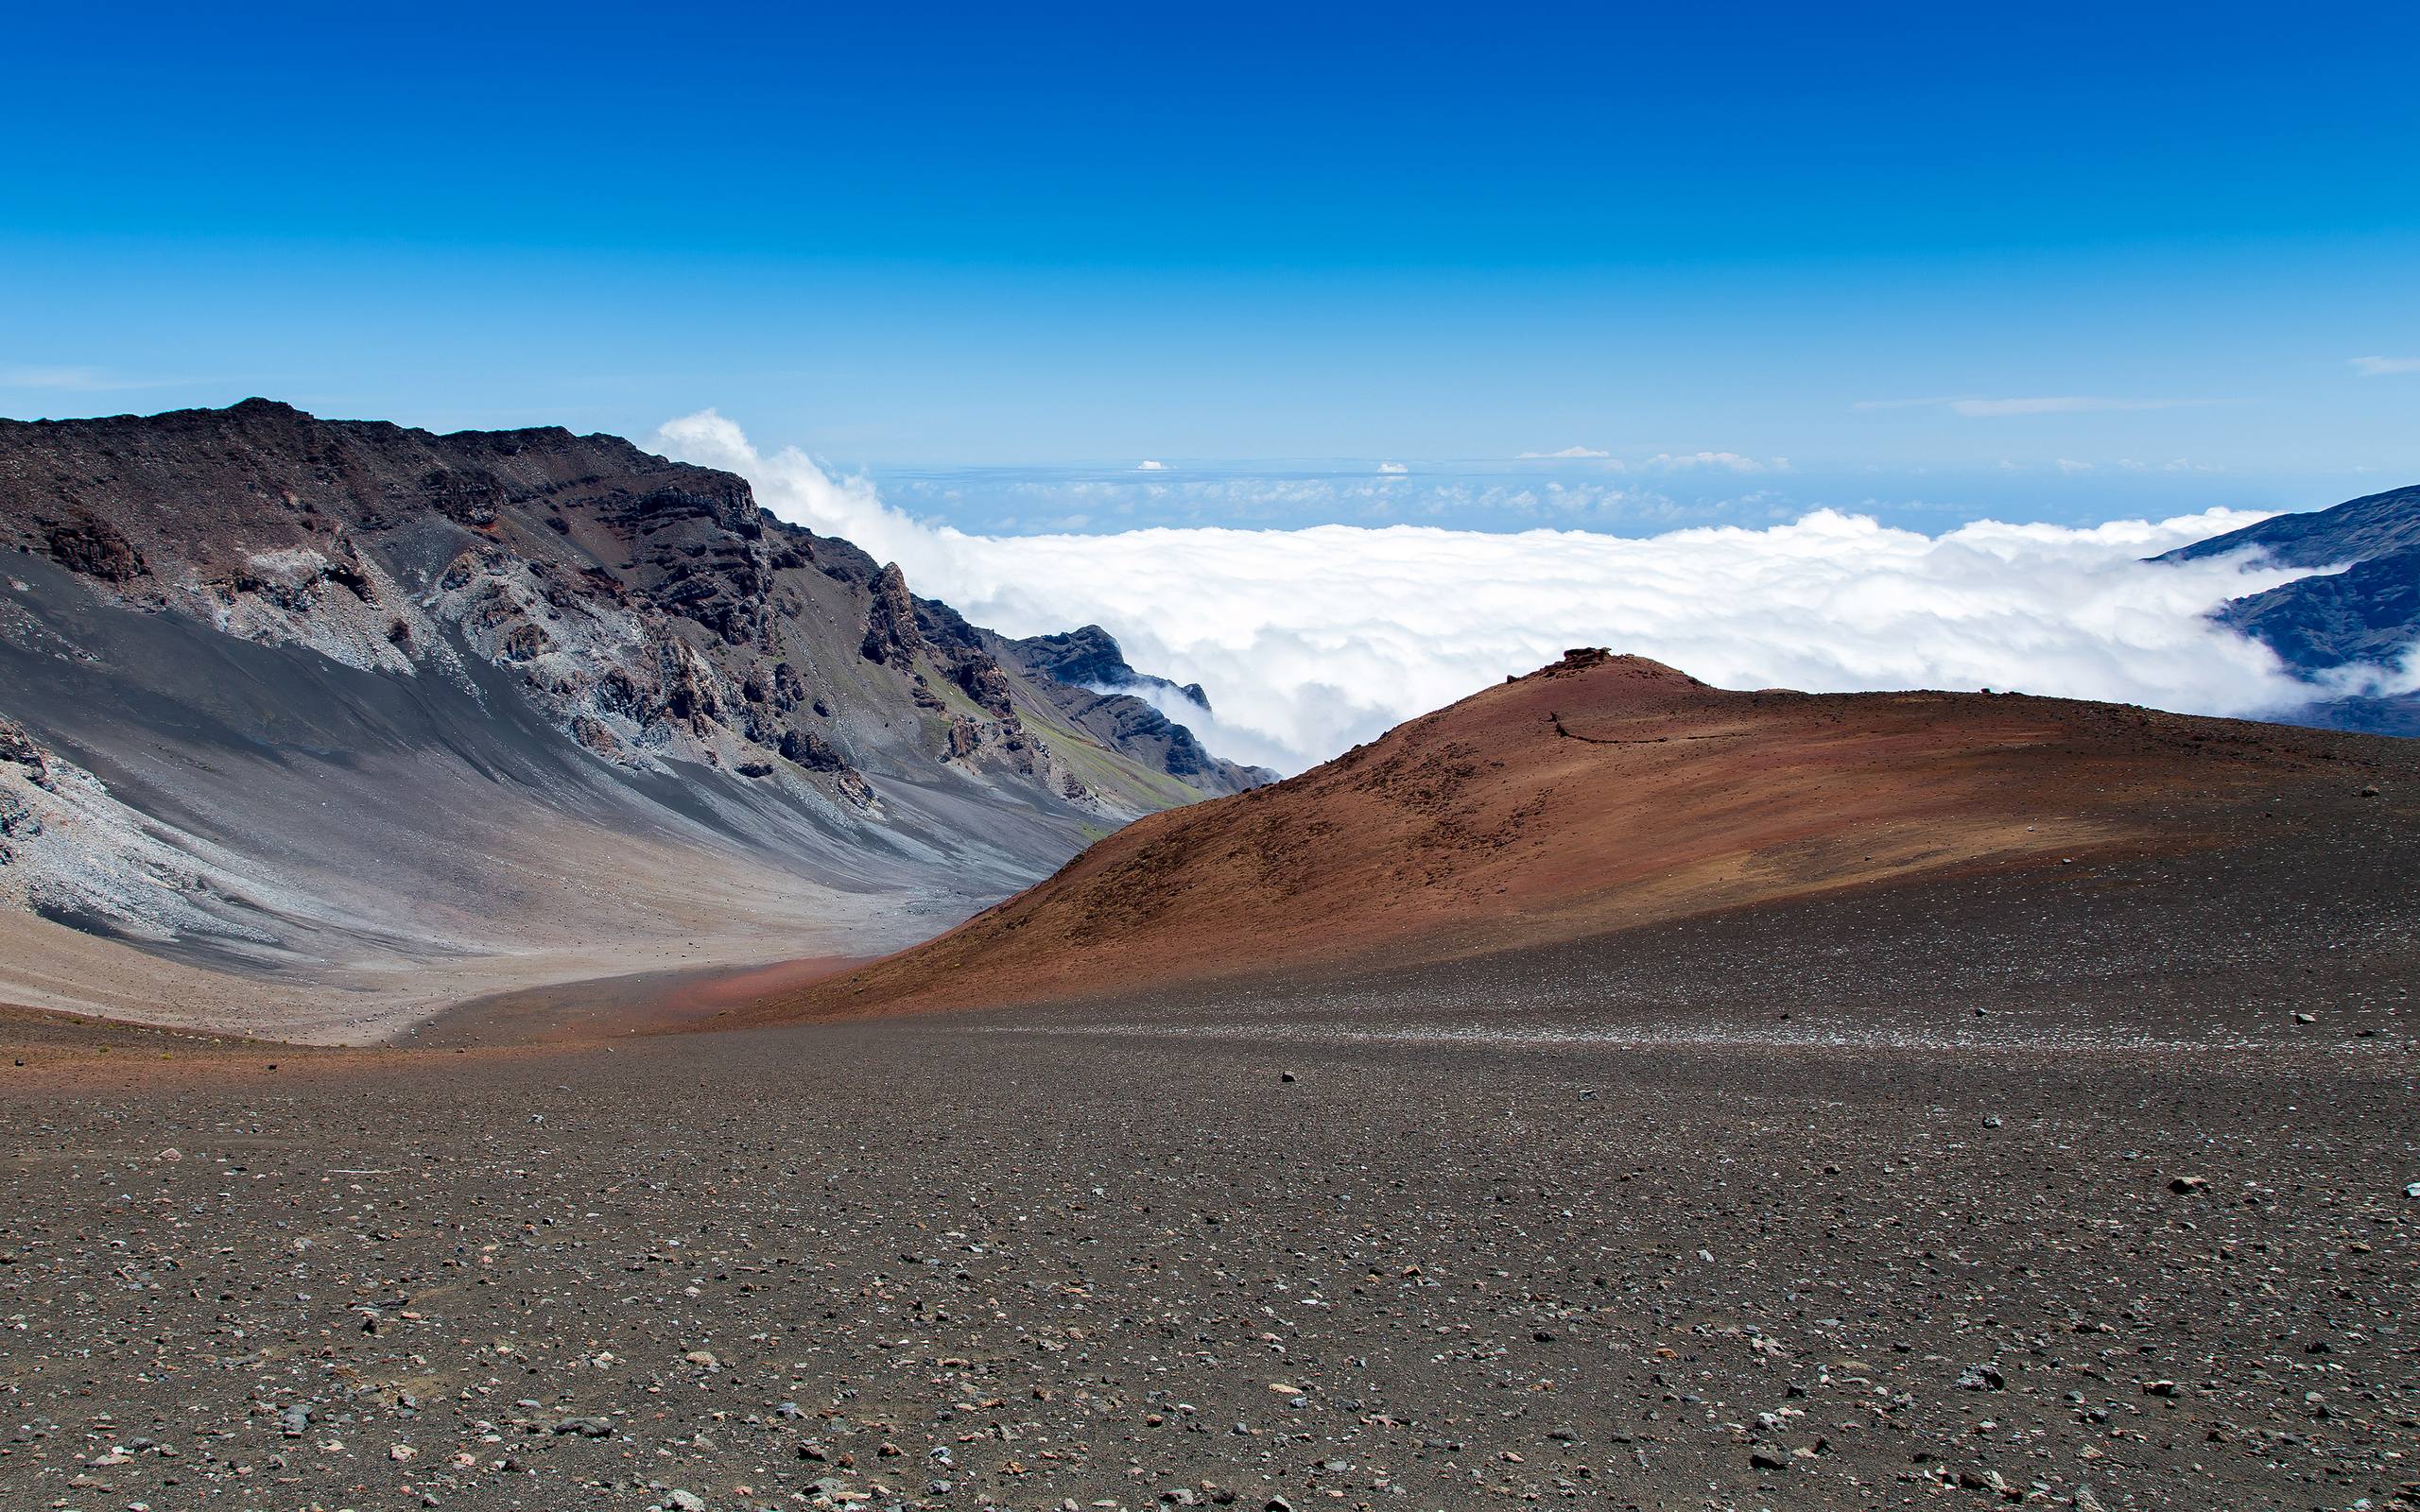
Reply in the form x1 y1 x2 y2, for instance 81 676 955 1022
1000 624 1214 710
0 399 1257 1040
990 625 1276 793
2161 482 2420 568
2158 483 2420 736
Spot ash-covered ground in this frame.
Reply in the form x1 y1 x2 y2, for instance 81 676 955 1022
1 808 2414 1512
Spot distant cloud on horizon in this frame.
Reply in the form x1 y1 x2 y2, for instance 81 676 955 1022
1857 395 2212 418
1134 459 1168 471
1647 451 1786 472
0 365 186 392
1516 445 1614 459
658 408 2356 777
2350 355 2420 377
2003 455 2224 474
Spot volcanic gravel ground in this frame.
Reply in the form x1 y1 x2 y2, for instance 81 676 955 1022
1 1024 2413 1510
2 813 2416 1512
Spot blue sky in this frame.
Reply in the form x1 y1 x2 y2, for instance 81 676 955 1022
6 1 2419 531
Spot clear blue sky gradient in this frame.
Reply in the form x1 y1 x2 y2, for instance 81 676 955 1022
6 2 2417 528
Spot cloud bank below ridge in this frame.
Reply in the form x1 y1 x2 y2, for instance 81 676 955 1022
657 410 2393 775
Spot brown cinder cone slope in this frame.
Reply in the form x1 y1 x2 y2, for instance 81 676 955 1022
760 647 2414 1020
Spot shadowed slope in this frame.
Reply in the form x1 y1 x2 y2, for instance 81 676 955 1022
2155 481 2420 736
756 649 2411 1021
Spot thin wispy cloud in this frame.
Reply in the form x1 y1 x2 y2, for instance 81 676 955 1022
1376 461 1408 474
1647 451 1785 472
2000 455 2222 474
0 365 187 392
660 410 2344 776
1857 395 2211 418
1517 445 1613 459
2349 355 2420 377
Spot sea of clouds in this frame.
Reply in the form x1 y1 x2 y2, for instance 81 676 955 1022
659 411 2409 775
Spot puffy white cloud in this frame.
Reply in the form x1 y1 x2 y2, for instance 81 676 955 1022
1376 461 1408 474
1135 458 1169 471
657 411 2353 776
2350 355 2420 377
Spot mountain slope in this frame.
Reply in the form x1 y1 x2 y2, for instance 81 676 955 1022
757 648 2411 1021
2160 481 2420 567
2218 543 2420 670
2158 483 2420 734
0 400 1249 1040
988 624 1275 796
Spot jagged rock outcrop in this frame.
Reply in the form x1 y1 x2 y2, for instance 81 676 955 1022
778 727 846 772
858 562 924 668
44 518 147 581
946 713 982 761
0 714 45 782
0 715 45 866
953 657 1018 721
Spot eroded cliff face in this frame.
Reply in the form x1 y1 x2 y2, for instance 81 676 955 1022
0 398 1246 815
0 400 1255 1032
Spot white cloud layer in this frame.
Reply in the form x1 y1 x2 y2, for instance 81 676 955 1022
1517 445 1613 459
657 410 2383 775
2350 355 2420 377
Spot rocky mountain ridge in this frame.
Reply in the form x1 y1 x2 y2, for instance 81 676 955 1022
0 399 1258 1039
997 623 1213 709
1 398 1254 807
990 624 1275 793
